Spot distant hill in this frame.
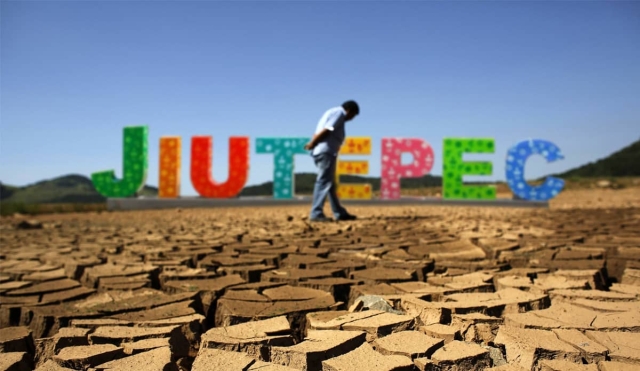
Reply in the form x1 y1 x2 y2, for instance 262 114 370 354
240 172 442 196
557 138 640 178
1 174 158 204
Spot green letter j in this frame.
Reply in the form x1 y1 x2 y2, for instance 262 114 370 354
91 126 148 198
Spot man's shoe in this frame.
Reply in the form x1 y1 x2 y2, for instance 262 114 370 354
310 215 332 222
337 213 357 221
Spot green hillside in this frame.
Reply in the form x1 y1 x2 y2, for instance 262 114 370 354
1 138 637 205
1 174 158 204
0 173 441 203
557 138 640 178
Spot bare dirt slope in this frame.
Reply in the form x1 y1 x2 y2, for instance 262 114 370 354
1 188 639 370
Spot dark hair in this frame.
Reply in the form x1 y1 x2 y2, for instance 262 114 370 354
342 100 360 116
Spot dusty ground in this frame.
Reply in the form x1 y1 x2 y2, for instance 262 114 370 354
0 188 639 370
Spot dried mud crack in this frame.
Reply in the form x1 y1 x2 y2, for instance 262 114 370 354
1 190 640 370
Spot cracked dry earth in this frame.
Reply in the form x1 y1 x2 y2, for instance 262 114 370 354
1 189 640 371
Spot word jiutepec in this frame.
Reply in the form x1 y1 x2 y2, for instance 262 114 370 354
91 126 565 202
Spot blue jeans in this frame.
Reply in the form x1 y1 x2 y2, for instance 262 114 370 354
310 152 347 219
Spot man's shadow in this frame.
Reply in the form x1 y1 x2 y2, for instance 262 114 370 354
336 215 439 222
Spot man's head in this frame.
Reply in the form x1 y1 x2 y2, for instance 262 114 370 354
342 100 360 121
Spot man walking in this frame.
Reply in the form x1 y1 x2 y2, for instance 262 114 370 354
304 100 360 222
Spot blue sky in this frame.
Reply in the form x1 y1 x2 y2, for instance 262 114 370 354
2 0 639 196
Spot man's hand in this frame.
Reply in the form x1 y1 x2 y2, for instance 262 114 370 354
304 142 314 151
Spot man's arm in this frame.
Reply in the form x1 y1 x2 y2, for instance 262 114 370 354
304 111 345 151
304 128 330 151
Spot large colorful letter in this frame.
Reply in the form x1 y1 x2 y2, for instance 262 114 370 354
443 138 496 200
91 126 148 198
380 138 435 200
158 137 181 198
190 136 249 198
506 139 565 201
336 137 372 199
255 137 309 199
